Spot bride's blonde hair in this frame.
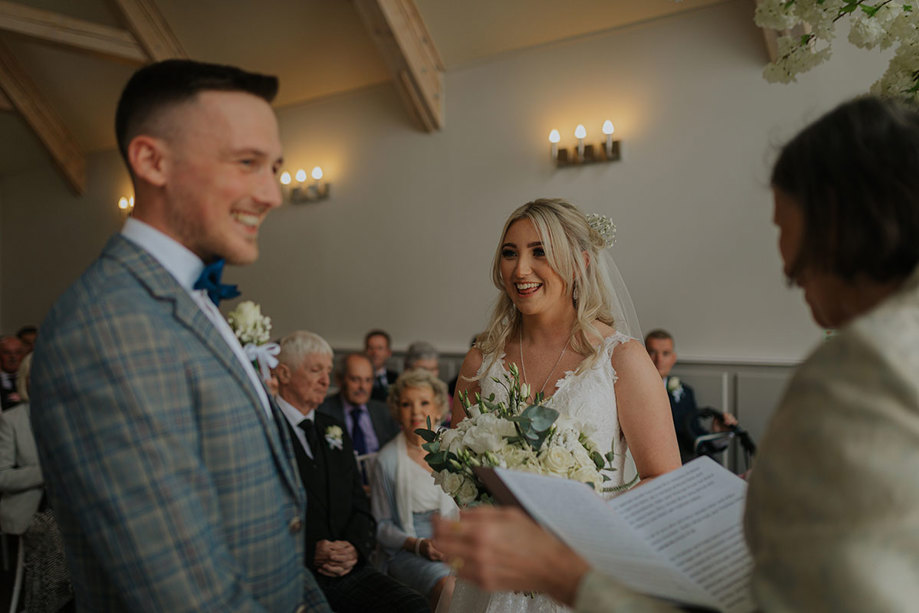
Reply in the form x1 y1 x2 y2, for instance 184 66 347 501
476 198 616 374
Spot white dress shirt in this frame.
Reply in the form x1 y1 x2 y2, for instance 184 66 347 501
276 395 316 459
121 218 272 418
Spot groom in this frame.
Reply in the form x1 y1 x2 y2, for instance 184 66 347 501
30 60 329 612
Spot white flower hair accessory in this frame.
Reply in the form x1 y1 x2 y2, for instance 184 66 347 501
586 213 616 248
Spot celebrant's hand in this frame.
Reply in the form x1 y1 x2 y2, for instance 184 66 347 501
314 540 358 577
432 507 589 606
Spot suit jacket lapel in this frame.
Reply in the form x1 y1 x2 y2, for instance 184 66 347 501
104 235 303 504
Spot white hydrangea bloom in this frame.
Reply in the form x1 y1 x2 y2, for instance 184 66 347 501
754 0 799 31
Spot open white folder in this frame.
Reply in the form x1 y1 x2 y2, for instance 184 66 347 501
476 457 755 613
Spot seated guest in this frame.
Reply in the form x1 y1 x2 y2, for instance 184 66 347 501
16 325 38 354
433 96 919 611
0 352 73 612
644 329 736 463
404 341 440 377
366 329 399 401
274 331 428 613
319 353 400 455
372 369 457 611
0 336 24 410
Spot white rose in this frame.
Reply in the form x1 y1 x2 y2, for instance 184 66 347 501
540 446 574 476
570 465 602 488
462 424 504 455
441 472 464 496
499 444 534 470
440 429 465 455
456 478 479 506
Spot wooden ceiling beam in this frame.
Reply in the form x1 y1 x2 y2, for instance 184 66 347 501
0 38 84 194
0 87 11 111
109 0 186 61
354 0 444 131
0 1 145 63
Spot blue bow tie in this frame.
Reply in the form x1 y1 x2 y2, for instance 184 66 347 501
194 258 240 306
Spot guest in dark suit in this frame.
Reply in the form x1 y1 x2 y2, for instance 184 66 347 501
0 336 24 410
276 331 429 613
31 60 328 611
366 329 398 402
318 353 400 455
645 329 736 463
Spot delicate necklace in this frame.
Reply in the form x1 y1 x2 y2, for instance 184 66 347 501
519 327 569 401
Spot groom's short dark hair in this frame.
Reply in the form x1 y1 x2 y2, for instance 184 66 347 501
772 96 919 284
115 59 278 166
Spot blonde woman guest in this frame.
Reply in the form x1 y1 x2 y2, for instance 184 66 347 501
371 369 458 611
449 199 681 613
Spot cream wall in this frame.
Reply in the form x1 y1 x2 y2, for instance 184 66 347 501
0 0 891 362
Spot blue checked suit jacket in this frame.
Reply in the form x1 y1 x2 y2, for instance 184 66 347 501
30 235 330 612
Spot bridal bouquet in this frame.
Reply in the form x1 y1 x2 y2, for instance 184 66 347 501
416 363 618 506
226 300 279 382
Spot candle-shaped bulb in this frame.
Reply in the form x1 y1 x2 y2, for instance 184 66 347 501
602 120 614 135
280 171 291 185
129 196 134 208
574 124 587 139
311 166 323 181
295 169 307 183
548 129 560 144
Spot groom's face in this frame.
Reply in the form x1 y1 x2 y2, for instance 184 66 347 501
160 91 284 265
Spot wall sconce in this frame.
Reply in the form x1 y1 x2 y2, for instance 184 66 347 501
548 120 621 167
117 195 134 215
279 166 330 203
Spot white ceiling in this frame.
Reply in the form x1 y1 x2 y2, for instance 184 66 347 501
0 0 734 176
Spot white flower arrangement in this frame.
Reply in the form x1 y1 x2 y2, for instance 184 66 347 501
754 0 919 100
226 300 279 382
324 425 344 450
226 301 272 346
417 363 628 507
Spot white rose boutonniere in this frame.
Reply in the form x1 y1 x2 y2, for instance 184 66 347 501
226 300 279 383
324 425 344 451
667 376 684 402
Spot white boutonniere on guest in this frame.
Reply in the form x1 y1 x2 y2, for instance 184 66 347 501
667 376 684 402
226 301 279 383
324 425 344 451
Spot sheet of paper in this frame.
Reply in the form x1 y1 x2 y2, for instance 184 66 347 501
493 468 715 607
609 457 755 613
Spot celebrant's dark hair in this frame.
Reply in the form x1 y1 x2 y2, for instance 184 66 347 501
115 59 278 167
772 96 919 284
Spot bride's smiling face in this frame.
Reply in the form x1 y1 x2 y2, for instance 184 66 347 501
500 218 569 316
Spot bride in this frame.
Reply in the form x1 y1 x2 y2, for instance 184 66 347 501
446 198 680 613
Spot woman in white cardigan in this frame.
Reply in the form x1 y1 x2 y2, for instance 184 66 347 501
0 352 73 613
371 369 458 611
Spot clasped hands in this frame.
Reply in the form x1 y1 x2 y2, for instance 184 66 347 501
313 540 358 577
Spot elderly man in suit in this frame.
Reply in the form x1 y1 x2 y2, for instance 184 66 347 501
30 60 328 612
318 353 400 456
275 331 428 613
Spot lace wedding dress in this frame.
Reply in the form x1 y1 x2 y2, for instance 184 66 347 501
445 332 636 613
